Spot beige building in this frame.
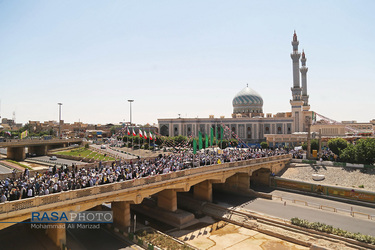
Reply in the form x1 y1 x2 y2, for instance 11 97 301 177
158 32 313 147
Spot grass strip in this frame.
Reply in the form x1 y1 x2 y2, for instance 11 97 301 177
136 230 194 250
6 160 32 170
56 147 115 161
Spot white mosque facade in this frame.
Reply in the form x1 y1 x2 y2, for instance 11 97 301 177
158 32 313 147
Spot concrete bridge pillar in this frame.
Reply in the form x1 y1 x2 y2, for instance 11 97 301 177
46 223 66 249
112 201 131 229
7 147 25 161
194 180 212 202
225 173 250 191
28 145 48 156
157 189 177 212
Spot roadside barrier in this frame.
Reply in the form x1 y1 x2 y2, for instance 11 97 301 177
272 195 374 220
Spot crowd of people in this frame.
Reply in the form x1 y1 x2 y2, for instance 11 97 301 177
0 147 290 203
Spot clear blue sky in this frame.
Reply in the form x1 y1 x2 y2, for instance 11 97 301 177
0 0 374 126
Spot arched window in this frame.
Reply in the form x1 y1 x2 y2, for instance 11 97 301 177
160 125 169 136
247 127 252 139
265 127 270 134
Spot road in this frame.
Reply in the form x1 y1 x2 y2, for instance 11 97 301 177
0 148 6 155
27 156 84 166
90 144 137 160
0 160 12 174
213 190 375 237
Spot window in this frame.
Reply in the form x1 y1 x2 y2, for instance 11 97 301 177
265 127 270 134
247 127 252 139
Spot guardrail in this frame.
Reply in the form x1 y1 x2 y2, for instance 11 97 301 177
0 154 291 215
291 159 374 169
272 195 375 220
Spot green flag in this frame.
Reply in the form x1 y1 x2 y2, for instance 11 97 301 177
210 127 213 146
198 131 203 150
220 126 224 145
205 134 209 148
193 139 197 154
215 125 218 145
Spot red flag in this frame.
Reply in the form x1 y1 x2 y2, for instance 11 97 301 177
132 129 136 136
127 127 130 136
149 132 153 141
144 131 148 140
139 129 143 138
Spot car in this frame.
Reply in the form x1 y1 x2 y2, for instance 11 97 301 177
100 145 106 149
50 156 57 160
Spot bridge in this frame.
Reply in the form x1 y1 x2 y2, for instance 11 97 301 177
0 138 83 161
0 154 291 248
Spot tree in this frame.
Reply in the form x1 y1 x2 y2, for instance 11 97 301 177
340 144 356 163
327 138 348 156
302 139 319 153
339 138 375 165
354 138 375 165
260 142 268 149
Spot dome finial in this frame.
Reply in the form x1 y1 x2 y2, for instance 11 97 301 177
247 83 248 87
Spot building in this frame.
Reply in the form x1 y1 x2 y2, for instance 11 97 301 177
158 32 313 146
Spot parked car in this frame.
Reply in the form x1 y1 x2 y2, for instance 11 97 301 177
50 156 57 160
100 145 106 149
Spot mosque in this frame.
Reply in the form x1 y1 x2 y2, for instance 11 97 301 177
158 32 313 147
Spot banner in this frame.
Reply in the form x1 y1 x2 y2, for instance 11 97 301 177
198 132 203 150
220 126 224 145
193 139 197 154
20 130 28 139
215 126 218 145
210 127 214 146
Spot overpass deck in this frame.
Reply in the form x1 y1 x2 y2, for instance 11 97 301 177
0 138 83 148
0 154 291 230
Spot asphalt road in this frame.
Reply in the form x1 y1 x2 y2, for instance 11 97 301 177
0 161 12 174
28 156 84 166
67 224 138 250
0 148 6 155
213 190 375 237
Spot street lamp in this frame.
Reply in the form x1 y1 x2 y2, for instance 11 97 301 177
127 100 134 125
58 103 63 139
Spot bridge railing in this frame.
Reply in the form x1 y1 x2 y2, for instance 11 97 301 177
0 154 291 215
0 138 83 147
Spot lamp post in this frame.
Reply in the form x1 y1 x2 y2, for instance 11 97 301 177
58 103 63 139
127 100 134 125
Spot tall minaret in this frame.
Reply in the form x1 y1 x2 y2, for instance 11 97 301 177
291 31 302 101
290 31 304 132
300 50 310 111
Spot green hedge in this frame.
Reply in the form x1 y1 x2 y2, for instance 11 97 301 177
291 217 375 244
